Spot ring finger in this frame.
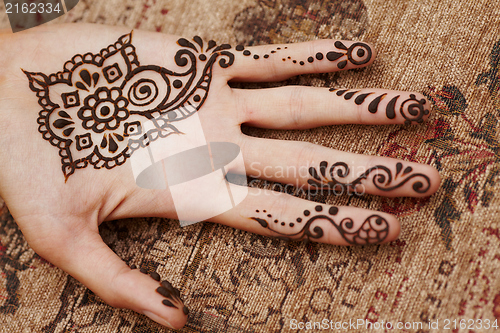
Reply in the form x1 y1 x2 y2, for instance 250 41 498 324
240 138 441 198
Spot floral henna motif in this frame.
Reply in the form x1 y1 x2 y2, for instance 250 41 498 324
24 32 234 179
329 89 430 124
251 206 389 245
308 161 431 194
135 265 189 315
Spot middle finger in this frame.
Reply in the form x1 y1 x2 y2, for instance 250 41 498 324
234 86 431 128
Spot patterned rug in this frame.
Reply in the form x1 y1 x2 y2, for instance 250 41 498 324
1 0 500 332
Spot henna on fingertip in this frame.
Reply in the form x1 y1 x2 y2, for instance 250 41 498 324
157 280 189 315
133 265 189 315
308 161 432 195
250 205 390 245
329 89 431 124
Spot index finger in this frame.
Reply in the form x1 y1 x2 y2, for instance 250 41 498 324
223 40 376 82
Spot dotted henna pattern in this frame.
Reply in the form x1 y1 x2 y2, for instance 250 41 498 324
308 161 431 194
234 41 372 68
23 32 234 179
251 206 389 245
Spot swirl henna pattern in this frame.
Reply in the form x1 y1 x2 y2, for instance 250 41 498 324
325 41 372 69
251 206 389 245
308 161 431 194
23 33 234 179
329 89 430 124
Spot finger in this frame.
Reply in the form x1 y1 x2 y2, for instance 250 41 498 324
241 137 441 198
28 222 188 329
223 40 376 82
213 187 400 246
235 87 431 128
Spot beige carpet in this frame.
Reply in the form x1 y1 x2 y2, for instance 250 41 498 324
1 0 500 332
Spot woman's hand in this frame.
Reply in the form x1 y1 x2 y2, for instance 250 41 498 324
0 23 440 328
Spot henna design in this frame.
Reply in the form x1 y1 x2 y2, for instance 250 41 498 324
251 206 389 245
329 89 430 124
235 44 288 61
233 41 372 69
326 41 372 69
308 161 431 194
24 33 234 179
136 265 189 315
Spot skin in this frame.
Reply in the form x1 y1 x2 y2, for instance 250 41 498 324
0 23 440 329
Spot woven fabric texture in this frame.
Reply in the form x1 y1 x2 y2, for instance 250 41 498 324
1 0 500 332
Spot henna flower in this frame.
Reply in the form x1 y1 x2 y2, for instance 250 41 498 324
24 32 234 178
78 87 129 133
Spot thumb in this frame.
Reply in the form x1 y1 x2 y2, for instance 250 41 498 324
32 223 189 329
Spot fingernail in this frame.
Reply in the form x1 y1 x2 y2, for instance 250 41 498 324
143 310 173 328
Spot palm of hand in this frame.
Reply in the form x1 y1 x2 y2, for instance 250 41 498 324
0 24 439 329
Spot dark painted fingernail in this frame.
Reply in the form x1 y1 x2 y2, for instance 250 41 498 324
140 267 148 274
151 272 161 281
162 299 177 308
130 264 137 270
183 305 189 315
